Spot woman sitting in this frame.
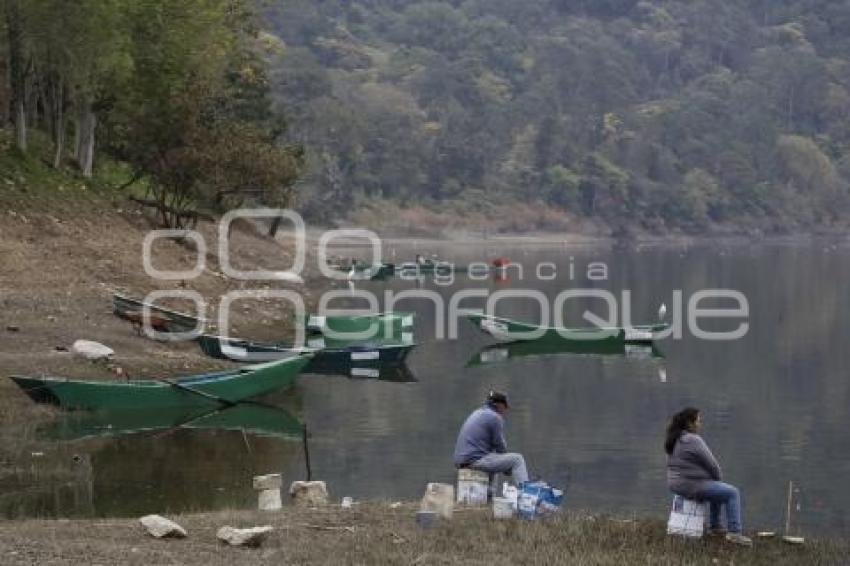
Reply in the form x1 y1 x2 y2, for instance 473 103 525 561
665 407 752 546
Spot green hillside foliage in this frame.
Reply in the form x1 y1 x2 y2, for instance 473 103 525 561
263 0 850 232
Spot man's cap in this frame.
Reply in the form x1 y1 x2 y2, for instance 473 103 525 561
487 390 509 408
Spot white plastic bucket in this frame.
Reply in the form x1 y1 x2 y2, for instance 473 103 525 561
493 497 515 519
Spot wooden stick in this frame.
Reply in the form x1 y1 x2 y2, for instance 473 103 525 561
785 480 794 536
303 425 312 481
158 378 236 408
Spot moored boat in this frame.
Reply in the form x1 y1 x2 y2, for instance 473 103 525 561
8 354 312 411
462 312 668 344
297 311 415 340
197 334 415 369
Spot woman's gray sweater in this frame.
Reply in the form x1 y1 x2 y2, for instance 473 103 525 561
666 432 722 498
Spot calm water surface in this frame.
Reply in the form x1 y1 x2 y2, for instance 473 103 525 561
4 242 849 536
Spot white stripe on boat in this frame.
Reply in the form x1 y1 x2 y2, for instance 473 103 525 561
351 367 380 378
351 351 380 361
624 329 653 341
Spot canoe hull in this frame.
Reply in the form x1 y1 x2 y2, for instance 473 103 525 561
8 355 311 411
298 311 415 343
197 334 414 372
464 313 668 345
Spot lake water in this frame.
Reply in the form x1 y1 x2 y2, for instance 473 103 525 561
4 241 849 536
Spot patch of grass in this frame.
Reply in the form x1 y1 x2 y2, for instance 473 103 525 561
0 503 844 565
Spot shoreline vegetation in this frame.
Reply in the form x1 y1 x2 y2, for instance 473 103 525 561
0 503 846 565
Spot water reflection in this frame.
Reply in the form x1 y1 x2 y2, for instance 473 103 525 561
42 403 304 442
1 403 308 519
467 340 664 367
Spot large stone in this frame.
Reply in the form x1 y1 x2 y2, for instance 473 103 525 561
139 515 187 538
258 489 282 511
253 473 282 491
289 481 329 507
217 525 274 547
420 483 454 520
72 339 114 361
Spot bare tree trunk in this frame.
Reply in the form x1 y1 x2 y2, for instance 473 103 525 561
52 79 65 169
0 58 9 125
5 0 27 151
25 60 39 130
75 100 96 177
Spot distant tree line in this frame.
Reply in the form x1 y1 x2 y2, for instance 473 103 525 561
1 0 301 227
264 0 850 232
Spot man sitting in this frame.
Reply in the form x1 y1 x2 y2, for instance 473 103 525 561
453 390 529 485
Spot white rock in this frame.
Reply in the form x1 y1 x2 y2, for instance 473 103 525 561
253 473 282 491
72 339 114 361
217 525 274 547
289 481 329 507
258 488 282 511
139 515 187 538
420 483 454 520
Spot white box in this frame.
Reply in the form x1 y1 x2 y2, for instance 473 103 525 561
456 469 489 505
667 495 706 538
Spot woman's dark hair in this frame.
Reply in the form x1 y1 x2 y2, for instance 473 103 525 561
664 407 700 455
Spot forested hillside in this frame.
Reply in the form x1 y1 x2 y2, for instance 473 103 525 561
264 1 850 233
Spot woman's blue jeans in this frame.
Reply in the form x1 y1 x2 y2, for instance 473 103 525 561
694 481 742 533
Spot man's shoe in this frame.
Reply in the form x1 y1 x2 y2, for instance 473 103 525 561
707 527 727 536
725 532 753 546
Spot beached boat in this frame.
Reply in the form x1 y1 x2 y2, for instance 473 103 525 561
43 403 304 442
112 293 204 333
467 339 663 367
8 354 312 411
462 312 669 344
197 334 415 369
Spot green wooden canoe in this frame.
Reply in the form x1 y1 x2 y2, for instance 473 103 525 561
297 311 415 340
197 334 415 370
463 312 669 344
8 354 312 411
42 403 304 442
467 339 663 367
112 293 204 333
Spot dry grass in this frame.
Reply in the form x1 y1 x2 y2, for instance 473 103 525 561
0 503 844 565
349 199 605 239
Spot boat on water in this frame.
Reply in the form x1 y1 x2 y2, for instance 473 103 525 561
8 354 312 411
197 334 415 369
297 311 415 342
112 293 204 333
42 403 304 442
467 339 663 367
462 312 669 344
329 261 395 280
